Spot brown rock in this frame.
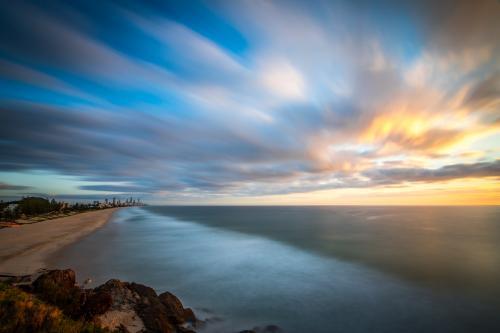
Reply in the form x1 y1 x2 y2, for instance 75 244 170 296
33 269 76 290
83 289 113 318
32 269 83 318
98 280 175 332
183 308 196 324
28 271 196 333
130 283 175 333
129 282 158 300
158 291 186 324
94 280 144 332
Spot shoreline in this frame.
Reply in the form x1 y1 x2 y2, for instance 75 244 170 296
0 208 121 276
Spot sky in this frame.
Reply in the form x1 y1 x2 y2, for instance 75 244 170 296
0 0 499 205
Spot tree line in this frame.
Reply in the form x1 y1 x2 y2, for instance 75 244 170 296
0 196 144 221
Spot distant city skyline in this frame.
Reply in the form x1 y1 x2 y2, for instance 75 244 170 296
0 0 499 205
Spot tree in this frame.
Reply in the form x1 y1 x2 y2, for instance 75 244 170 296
50 199 58 211
18 197 51 216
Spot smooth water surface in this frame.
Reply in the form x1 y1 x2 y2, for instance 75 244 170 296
51 206 500 332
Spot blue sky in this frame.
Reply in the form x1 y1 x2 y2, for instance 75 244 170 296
0 0 499 204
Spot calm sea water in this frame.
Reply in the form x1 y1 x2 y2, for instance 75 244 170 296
51 206 500 332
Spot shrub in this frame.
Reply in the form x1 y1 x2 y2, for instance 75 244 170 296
0 283 110 333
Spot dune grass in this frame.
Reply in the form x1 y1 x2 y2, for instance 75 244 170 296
0 282 110 333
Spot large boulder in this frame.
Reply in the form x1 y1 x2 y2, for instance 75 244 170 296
128 282 175 333
94 279 146 333
32 269 76 291
95 279 197 333
82 289 113 318
183 308 196 324
32 269 84 318
158 291 193 324
95 279 138 309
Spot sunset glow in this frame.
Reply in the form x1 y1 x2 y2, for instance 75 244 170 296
0 0 498 204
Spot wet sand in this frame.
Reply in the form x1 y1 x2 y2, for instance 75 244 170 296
0 208 120 275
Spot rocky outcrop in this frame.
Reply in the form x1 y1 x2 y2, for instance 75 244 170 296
95 280 198 333
11 269 198 333
32 268 85 318
93 280 146 333
158 291 196 325
4 269 283 333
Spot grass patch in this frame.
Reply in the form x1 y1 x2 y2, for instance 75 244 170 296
0 283 111 333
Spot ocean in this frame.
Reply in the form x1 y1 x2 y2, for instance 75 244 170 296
50 206 500 332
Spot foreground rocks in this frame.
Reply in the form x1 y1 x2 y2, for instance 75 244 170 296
95 279 197 333
5 269 197 333
2 269 286 333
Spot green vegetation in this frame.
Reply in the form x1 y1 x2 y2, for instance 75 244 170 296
0 197 58 221
0 283 110 333
17 197 59 216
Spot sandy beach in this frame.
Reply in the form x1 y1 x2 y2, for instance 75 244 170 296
0 208 120 275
